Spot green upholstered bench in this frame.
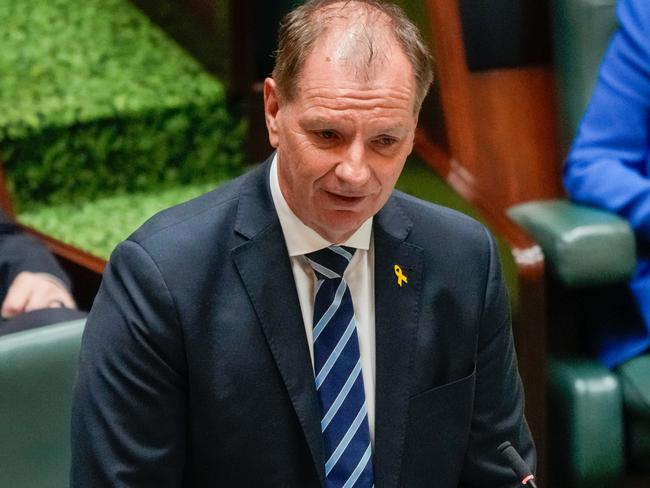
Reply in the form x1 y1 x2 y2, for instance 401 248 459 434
509 200 635 287
0 318 85 488
547 358 624 487
510 199 650 486
506 0 650 485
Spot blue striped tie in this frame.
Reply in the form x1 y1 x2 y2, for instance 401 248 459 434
306 246 374 488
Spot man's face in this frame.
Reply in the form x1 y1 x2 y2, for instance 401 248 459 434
264 29 418 243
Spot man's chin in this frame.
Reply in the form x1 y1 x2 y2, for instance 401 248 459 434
312 213 370 243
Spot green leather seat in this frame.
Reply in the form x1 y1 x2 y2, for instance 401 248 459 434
505 0 650 485
509 198 650 486
547 358 624 487
0 319 85 488
508 200 636 287
550 0 619 146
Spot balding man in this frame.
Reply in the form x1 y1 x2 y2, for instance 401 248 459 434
71 1 535 486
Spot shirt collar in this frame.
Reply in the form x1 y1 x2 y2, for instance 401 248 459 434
269 153 373 257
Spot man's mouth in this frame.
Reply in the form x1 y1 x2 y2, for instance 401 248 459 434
324 191 367 207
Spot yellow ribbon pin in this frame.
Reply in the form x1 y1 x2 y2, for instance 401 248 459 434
394 265 408 287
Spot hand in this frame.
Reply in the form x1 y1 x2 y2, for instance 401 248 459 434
1 271 76 318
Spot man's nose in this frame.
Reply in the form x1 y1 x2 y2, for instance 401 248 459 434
335 141 371 187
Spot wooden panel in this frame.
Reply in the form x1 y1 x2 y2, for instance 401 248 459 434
426 0 564 210
19 225 107 276
468 69 564 206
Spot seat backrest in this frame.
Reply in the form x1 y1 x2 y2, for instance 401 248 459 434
0 319 85 488
550 0 618 147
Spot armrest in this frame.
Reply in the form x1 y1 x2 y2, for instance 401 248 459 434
508 199 636 287
548 358 624 486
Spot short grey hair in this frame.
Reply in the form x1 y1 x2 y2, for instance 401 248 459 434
272 0 434 113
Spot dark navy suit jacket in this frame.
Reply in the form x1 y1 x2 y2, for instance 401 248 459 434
71 158 534 487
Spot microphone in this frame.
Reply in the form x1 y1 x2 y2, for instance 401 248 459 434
497 441 538 487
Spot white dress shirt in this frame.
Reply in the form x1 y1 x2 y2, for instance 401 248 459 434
269 154 377 442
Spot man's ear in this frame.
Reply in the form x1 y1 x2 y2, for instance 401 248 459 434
264 78 281 148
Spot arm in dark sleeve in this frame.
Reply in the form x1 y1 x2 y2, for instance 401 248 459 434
70 240 188 487
564 0 650 243
0 211 71 299
459 229 536 487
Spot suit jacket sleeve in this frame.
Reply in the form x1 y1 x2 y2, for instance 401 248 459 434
0 211 71 301
564 0 650 244
70 239 187 487
459 229 536 486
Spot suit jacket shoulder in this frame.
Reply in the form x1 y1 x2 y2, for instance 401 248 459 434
127 166 259 252
389 189 488 245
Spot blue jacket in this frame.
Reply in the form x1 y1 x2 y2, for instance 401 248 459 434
564 0 650 367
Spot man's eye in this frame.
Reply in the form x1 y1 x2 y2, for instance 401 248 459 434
317 130 337 140
376 137 397 146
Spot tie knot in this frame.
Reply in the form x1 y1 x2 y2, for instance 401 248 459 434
306 245 356 279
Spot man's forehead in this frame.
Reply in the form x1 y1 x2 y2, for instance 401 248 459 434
320 25 392 70
295 81 417 112
301 8 405 86
294 18 416 106
313 2 394 45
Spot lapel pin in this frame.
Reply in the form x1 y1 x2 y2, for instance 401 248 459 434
394 264 408 287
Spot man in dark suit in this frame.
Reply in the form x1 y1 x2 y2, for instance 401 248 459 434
0 210 78 334
71 1 535 486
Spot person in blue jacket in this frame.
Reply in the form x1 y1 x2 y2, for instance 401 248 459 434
564 0 650 367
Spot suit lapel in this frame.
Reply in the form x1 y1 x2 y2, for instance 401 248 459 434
231 160 326 485
373 196 424 488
